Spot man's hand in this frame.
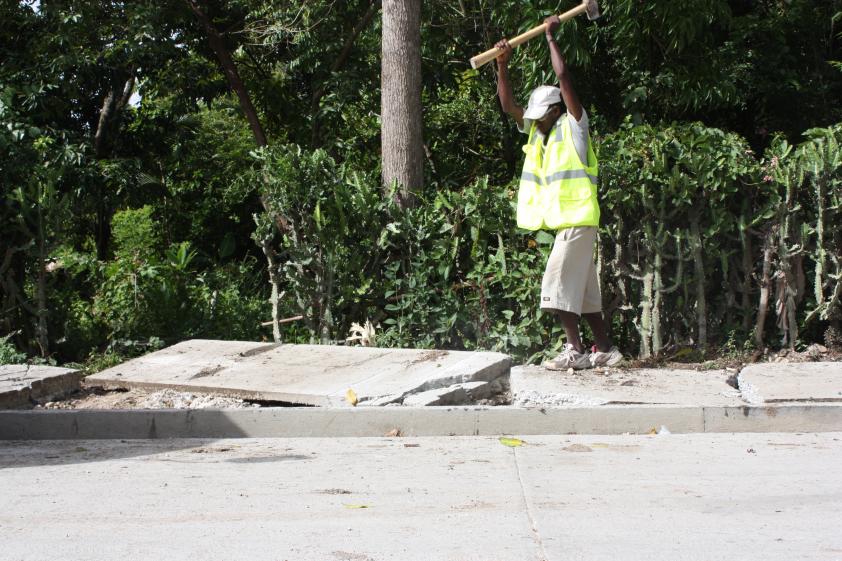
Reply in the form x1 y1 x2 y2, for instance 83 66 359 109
544 15 560 39
495 39 513 65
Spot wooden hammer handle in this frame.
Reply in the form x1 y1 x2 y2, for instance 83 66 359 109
469 2 588 69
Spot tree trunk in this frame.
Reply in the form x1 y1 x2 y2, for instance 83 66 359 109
260 238 282 343
689 217 707 350
381 0 423 207
185 0 291 236
638 267 653 358
185 0 267 148
741 225 753 332
93 74 135 260
36 192 49 358
780 176 799 348
755 229 774 349
815 178 826 306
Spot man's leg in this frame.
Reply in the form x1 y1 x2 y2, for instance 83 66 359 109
586 311 623 366
579 232 623 365
582 312 611 352
558 310 585 353
545 309 589 369
580 235 613 352
541 227 596 370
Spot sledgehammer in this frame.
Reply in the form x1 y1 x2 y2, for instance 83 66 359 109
469 0 601 69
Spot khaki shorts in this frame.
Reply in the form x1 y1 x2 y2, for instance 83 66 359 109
540 226 602 315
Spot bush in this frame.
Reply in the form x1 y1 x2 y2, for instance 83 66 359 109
250 123 842 362
0 332 27 364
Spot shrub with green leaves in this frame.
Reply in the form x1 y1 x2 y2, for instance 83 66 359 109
0 332 27 365
111 206 162 260
245 123 842 362
598 122 755 356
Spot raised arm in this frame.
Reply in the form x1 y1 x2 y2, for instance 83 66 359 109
495 39 524 130
544 16 582 121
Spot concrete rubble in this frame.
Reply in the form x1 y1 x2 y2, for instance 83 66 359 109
0 364 82 409
402 379 503 406
511 365 743 407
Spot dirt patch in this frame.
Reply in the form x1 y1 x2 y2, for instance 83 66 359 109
405 349 449 367
315 488 353 495
34 387 260 410
562 443 593 452
190 365 225 379
473 391 512 406
622 344 841 372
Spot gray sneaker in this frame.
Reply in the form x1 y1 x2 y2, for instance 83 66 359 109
590 346 624 367
544 343 592 370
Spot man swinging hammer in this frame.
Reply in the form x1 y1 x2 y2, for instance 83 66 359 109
495 15 622 370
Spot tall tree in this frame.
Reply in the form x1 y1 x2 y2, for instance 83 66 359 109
381 0 423 207
183 0 267 148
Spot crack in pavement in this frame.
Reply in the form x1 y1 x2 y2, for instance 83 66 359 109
512 446 549 561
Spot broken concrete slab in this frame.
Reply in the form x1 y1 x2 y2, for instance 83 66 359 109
402 381 492 406
737 361 842 404
511 365 742 407
84 339 511 407
0 365 82 409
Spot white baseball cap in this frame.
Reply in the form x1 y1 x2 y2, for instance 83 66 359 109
523 85 562 127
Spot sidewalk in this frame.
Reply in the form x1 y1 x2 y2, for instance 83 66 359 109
511 360 842 407
3 359 842 439
2 433 841 561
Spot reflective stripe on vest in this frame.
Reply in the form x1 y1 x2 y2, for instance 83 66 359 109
516 116 599 231
519 169 597 186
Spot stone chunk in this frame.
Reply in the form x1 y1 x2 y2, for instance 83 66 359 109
0 365 82 409
402 381 491 406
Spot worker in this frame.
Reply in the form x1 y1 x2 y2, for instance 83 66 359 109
494 15 622 370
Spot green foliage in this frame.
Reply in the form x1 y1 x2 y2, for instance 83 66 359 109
2 0 841 365
82 350 126 374
252 144 562 358
596 121 757 355
251 144 397 342
787 125 842 324
0 332 27 365
111 206 162 260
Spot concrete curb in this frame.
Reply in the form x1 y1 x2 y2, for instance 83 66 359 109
2 404 841 439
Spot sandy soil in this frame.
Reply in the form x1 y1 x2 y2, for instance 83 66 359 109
36 387 261 410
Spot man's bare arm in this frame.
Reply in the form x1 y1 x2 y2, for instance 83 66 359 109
544 16 582 121
495 39 524 130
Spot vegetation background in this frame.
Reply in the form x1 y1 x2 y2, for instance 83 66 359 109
2 0 841 370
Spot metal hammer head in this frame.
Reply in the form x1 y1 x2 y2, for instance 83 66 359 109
585 0 601 20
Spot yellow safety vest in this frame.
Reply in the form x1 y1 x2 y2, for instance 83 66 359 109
516 116 600 230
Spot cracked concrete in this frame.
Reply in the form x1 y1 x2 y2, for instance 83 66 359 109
84 340 511 407
402 380 493 406
0 365 81 409
9 339 839 412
